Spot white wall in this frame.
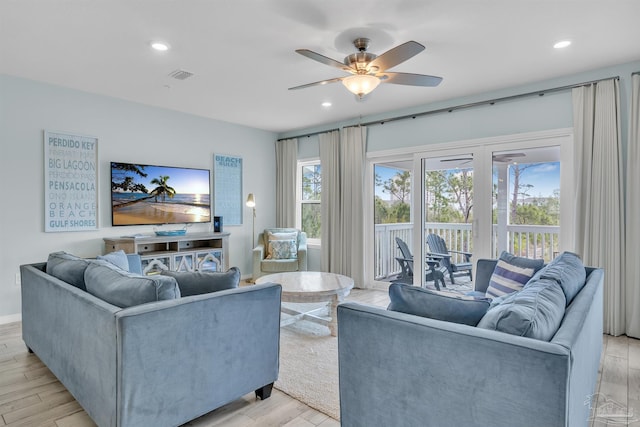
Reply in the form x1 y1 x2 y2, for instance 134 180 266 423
0 75 277 319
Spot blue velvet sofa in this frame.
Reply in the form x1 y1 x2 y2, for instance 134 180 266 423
337 258 604 427
20 254 281 427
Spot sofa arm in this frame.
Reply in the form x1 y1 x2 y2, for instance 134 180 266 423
115 283 282 427
337 302 571 427
252 243 266 279
297 232 308 271
21 263 120 427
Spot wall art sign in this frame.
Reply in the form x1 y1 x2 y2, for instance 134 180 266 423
44 130 98 232
213 154 242 225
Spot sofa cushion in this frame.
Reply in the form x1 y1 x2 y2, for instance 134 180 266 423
161 267 240 297
477 278 566 341
268 239 298 260
97 250 130 271
261 258 299 272
485 251 544 299
533 251 586 305
84 260 180 308
46 251 91 291
388 283 491 326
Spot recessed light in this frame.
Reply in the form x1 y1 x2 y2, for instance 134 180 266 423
553 40 571 49
151 42 170 51
321 101 332 108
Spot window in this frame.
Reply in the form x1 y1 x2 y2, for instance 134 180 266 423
298 160 321 242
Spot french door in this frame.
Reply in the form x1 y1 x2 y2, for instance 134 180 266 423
411 130 573 288
413 148 478 288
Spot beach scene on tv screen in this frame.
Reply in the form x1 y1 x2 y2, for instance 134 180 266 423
111 163 211 226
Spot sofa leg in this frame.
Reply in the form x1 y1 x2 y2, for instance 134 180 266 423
27 347 33 354
255 383 273 400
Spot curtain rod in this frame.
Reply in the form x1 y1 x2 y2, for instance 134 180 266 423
633 71 640 76
278 75 619 140
360 75 619 127
277 128 339 142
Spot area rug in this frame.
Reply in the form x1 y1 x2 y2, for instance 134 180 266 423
275 306 341 420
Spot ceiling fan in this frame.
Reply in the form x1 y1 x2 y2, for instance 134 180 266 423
289 38 443 99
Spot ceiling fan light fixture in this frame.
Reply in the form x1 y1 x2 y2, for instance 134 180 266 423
553 40 571 49
342 74 380 98
150 41 170 51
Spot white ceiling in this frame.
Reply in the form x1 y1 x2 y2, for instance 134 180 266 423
2 0 639 134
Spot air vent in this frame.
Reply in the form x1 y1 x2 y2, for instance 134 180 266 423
168 69 194 80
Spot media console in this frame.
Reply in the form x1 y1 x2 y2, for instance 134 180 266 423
103 232 229 275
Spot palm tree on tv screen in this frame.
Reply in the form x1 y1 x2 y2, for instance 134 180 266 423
150 175 176 203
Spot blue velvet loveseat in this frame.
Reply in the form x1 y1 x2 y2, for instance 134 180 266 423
20 252 281 427
337 255 604 427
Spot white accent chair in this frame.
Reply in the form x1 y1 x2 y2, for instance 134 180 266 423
252 228 307 281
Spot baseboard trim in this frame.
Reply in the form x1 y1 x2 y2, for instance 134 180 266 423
0 313 22 325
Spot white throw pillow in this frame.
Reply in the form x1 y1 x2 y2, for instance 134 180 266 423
267 239 298 260
266 231 297 258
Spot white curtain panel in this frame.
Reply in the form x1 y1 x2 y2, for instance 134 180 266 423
339 126 367 287
572 78 625 336
626 74 640 338
319 130 341 273
318 128 367 286
275 138 298 228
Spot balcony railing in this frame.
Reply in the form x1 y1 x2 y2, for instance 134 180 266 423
375 222 560 280
374 224 413 281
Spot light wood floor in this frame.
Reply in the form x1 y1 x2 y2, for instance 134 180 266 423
0 288 637 426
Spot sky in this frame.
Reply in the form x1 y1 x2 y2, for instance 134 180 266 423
375 165 404 199
374 162 560 200
113 163 210 194
513 162 560 197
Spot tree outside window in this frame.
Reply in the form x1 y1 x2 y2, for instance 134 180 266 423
374 166 412 224
301 163 321 239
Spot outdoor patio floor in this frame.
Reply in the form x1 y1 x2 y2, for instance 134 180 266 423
383 272 474 294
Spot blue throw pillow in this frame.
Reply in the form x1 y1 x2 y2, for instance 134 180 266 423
85 260 180 308
532 251 586 306
126 253 143 275
477 278 566 341
161 267 241 297
485 251 544 299
97 250 130 271
388 283 491 326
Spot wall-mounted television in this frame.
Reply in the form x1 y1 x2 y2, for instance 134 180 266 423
110 162 211 226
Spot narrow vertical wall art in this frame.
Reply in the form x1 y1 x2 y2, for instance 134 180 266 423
44 130 99 232
213 154 242 225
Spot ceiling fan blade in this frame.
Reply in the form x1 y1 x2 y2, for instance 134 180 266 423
369 41 425 71
441 158 472 162
295 49 354 72
494 153 525 159
288 77 344 90
381 72 443 87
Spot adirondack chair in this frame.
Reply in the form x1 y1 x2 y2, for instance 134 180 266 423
394 237 445 290
426 233 473 284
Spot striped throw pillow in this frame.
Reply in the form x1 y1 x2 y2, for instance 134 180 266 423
485 252 544 299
